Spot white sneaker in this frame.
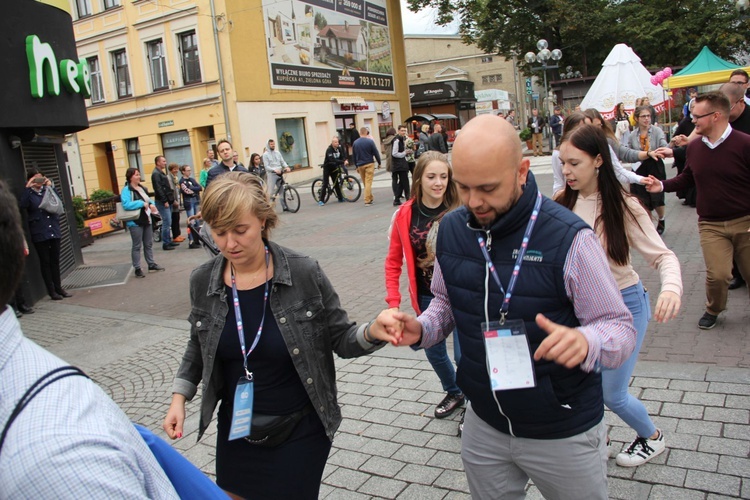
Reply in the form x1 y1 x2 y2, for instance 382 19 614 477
615 430 666 467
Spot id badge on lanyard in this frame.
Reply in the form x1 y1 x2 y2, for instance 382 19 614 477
228 247 270 440
481 320 536 390
229 378 254 440
477 192 542 391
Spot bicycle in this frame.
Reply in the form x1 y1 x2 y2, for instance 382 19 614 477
269 169 301 213
311 164 362 204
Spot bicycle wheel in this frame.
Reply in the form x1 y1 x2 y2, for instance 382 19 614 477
341 175 361 202
311 179 330 203
284 185 301 213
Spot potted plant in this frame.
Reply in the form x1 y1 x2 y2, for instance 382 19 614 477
519 128 533 150
72 195 94 247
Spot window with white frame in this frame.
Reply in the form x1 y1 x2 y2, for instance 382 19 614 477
127 138 143 174
481 56 493 63
103 0 120 10
112 49 132 98
178 31 201 85
76 0 92 17
147 39 168 91
87 56 105 104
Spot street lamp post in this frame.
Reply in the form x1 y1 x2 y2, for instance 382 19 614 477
525 40 562 153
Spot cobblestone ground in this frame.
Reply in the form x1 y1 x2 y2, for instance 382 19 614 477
21 162 750 498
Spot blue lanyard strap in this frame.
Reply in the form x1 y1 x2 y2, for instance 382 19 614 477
477 191 543 321
230 246 270 381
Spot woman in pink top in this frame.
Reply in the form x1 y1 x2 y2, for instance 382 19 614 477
555 125 682 467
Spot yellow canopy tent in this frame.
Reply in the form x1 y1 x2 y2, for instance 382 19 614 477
664 46 750 89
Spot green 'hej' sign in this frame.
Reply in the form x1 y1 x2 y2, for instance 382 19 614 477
26 34 91 99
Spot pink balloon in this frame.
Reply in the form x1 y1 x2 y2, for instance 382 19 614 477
664 67 672 77
650 76 657 85
656 71 665 80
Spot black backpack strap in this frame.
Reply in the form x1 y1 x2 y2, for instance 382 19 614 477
0 366 89 453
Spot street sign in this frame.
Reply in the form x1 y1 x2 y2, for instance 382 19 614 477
525 78 532 95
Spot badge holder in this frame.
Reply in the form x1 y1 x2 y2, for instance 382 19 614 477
228 374 254 440
482 319 536 391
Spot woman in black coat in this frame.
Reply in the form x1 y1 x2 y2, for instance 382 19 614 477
19 170 71 300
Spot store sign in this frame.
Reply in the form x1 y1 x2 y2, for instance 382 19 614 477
162 131 191 147
410 82 457 102
331 101 375 113
26 34 91 99
475 88 509 102
263 0 394 92
475 101 494 114
159 120 175 128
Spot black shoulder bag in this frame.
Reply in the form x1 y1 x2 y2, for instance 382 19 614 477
0 366 89 454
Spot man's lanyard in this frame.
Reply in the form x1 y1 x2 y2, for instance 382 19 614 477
230 246 270 381
476 191 543 323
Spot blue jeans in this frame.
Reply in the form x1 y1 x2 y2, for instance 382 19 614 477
420 294 462 394
601 281 656 438
156 202 172 246
184 199 199 242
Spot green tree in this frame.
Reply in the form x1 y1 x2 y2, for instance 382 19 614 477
314 12 327 30
406 0 750 76
614 0 750 68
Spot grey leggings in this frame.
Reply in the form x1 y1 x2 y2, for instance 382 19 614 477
129 224 156 270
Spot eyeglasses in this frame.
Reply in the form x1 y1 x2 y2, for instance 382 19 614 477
730 99 743 112
692 111 717 121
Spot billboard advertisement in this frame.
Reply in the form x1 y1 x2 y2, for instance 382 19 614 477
263 0 394 92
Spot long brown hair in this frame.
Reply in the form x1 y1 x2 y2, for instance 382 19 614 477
410 151 459 211
554 125 639 266
584 108 617 142
559 112 590 143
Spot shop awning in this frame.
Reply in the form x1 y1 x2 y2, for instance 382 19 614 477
332 96 366 105
432 113 458 120
404 114 436 123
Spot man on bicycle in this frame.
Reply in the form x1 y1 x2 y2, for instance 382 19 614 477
320 136 348 206
262 139 291 211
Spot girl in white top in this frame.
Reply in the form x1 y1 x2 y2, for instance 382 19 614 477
551 112 648 195
555 124 682 468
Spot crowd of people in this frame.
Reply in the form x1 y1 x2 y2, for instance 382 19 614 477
4 69 749 499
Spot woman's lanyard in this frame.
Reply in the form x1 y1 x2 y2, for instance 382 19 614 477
476 191 543 323
230 246 270 382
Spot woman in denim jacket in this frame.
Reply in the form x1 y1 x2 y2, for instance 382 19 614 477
163 172 385 499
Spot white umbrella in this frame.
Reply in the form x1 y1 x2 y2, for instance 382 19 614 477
580 44 666 119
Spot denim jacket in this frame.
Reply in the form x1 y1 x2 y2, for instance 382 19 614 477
172 240 384 441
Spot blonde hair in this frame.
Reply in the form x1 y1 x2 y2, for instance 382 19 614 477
202 158 211 169
421 124 430 133
201 171 278 239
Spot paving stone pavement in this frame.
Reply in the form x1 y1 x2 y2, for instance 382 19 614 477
19 162 750 498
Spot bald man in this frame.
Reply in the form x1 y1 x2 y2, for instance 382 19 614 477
371 115 635 499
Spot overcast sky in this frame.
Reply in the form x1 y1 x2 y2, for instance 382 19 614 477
400 0 459 35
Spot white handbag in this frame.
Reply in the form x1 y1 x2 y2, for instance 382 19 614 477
116 202 141 222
